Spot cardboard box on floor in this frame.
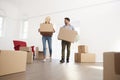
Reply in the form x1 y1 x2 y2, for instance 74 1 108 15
27 52 33 64
20 47 32 52
20 47 33 64
75 53 96 63
104 52 120 80
81 53 95 62
36 47 44 60
114 53 120 74
0 50 27 76
75 53 81 63
58 27 77 43
78 45 88 53
40 23 54 32
36 51 44 60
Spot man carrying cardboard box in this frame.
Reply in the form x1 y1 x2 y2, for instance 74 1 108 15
60 17 75 63
38 16 55 62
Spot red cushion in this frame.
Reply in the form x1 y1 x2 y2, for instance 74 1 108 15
14 45 20 50
13 40 35 53
13 40 27 50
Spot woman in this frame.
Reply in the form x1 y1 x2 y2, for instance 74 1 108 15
39 16 55 62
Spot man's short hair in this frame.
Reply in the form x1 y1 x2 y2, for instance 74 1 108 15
64 17 70 22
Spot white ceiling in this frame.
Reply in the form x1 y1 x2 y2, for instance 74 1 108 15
1 0 120 18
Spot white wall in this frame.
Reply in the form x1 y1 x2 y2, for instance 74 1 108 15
76 2 120 62
0 1 20 50
25 1 120 62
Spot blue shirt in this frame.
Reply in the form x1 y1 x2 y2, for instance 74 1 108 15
62 24 74 30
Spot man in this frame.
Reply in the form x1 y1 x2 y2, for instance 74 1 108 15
60 17 74 63
38 16 55 62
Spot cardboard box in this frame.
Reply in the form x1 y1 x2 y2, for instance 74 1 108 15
40 23 54 32
27 52 33 64
81 54 95 62
19 47 33 64
36 47 44 60
75 53 95 63
114 53 120 74
75 53 81 63
20 47 32 52
78 45 88 53
75 53 78 62
103 52 120 80
0 50 27 76
58 27 77 43
37 51 44 60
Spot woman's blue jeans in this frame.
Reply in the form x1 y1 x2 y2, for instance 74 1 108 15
42 36 52 57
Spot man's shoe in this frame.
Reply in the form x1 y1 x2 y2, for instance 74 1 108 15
66 58 69 63
60 58 65 63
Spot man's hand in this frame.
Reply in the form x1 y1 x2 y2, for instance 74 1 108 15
53 29 55 33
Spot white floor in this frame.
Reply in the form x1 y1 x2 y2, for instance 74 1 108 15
0 59 103 80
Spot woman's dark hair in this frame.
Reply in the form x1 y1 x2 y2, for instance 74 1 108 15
64 17 70 22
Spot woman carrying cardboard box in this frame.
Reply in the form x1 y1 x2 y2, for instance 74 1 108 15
38 16 55 62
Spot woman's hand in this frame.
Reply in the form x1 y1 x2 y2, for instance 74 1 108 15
38 28 40 32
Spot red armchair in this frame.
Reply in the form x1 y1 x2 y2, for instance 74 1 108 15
13 40 27 50
13 40 35 59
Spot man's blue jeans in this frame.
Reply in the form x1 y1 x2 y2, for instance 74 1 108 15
42 36 52 57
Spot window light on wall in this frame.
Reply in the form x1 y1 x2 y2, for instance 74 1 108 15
0 16 3 37
20 20 29 39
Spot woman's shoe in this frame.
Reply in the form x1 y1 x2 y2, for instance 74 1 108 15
43 59 46 62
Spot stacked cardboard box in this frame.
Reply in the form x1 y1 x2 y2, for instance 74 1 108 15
75 45 96 63
58 27 77 43
19 47 31 51
75 53 81 63
20 47 33 64
78 45 88 53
